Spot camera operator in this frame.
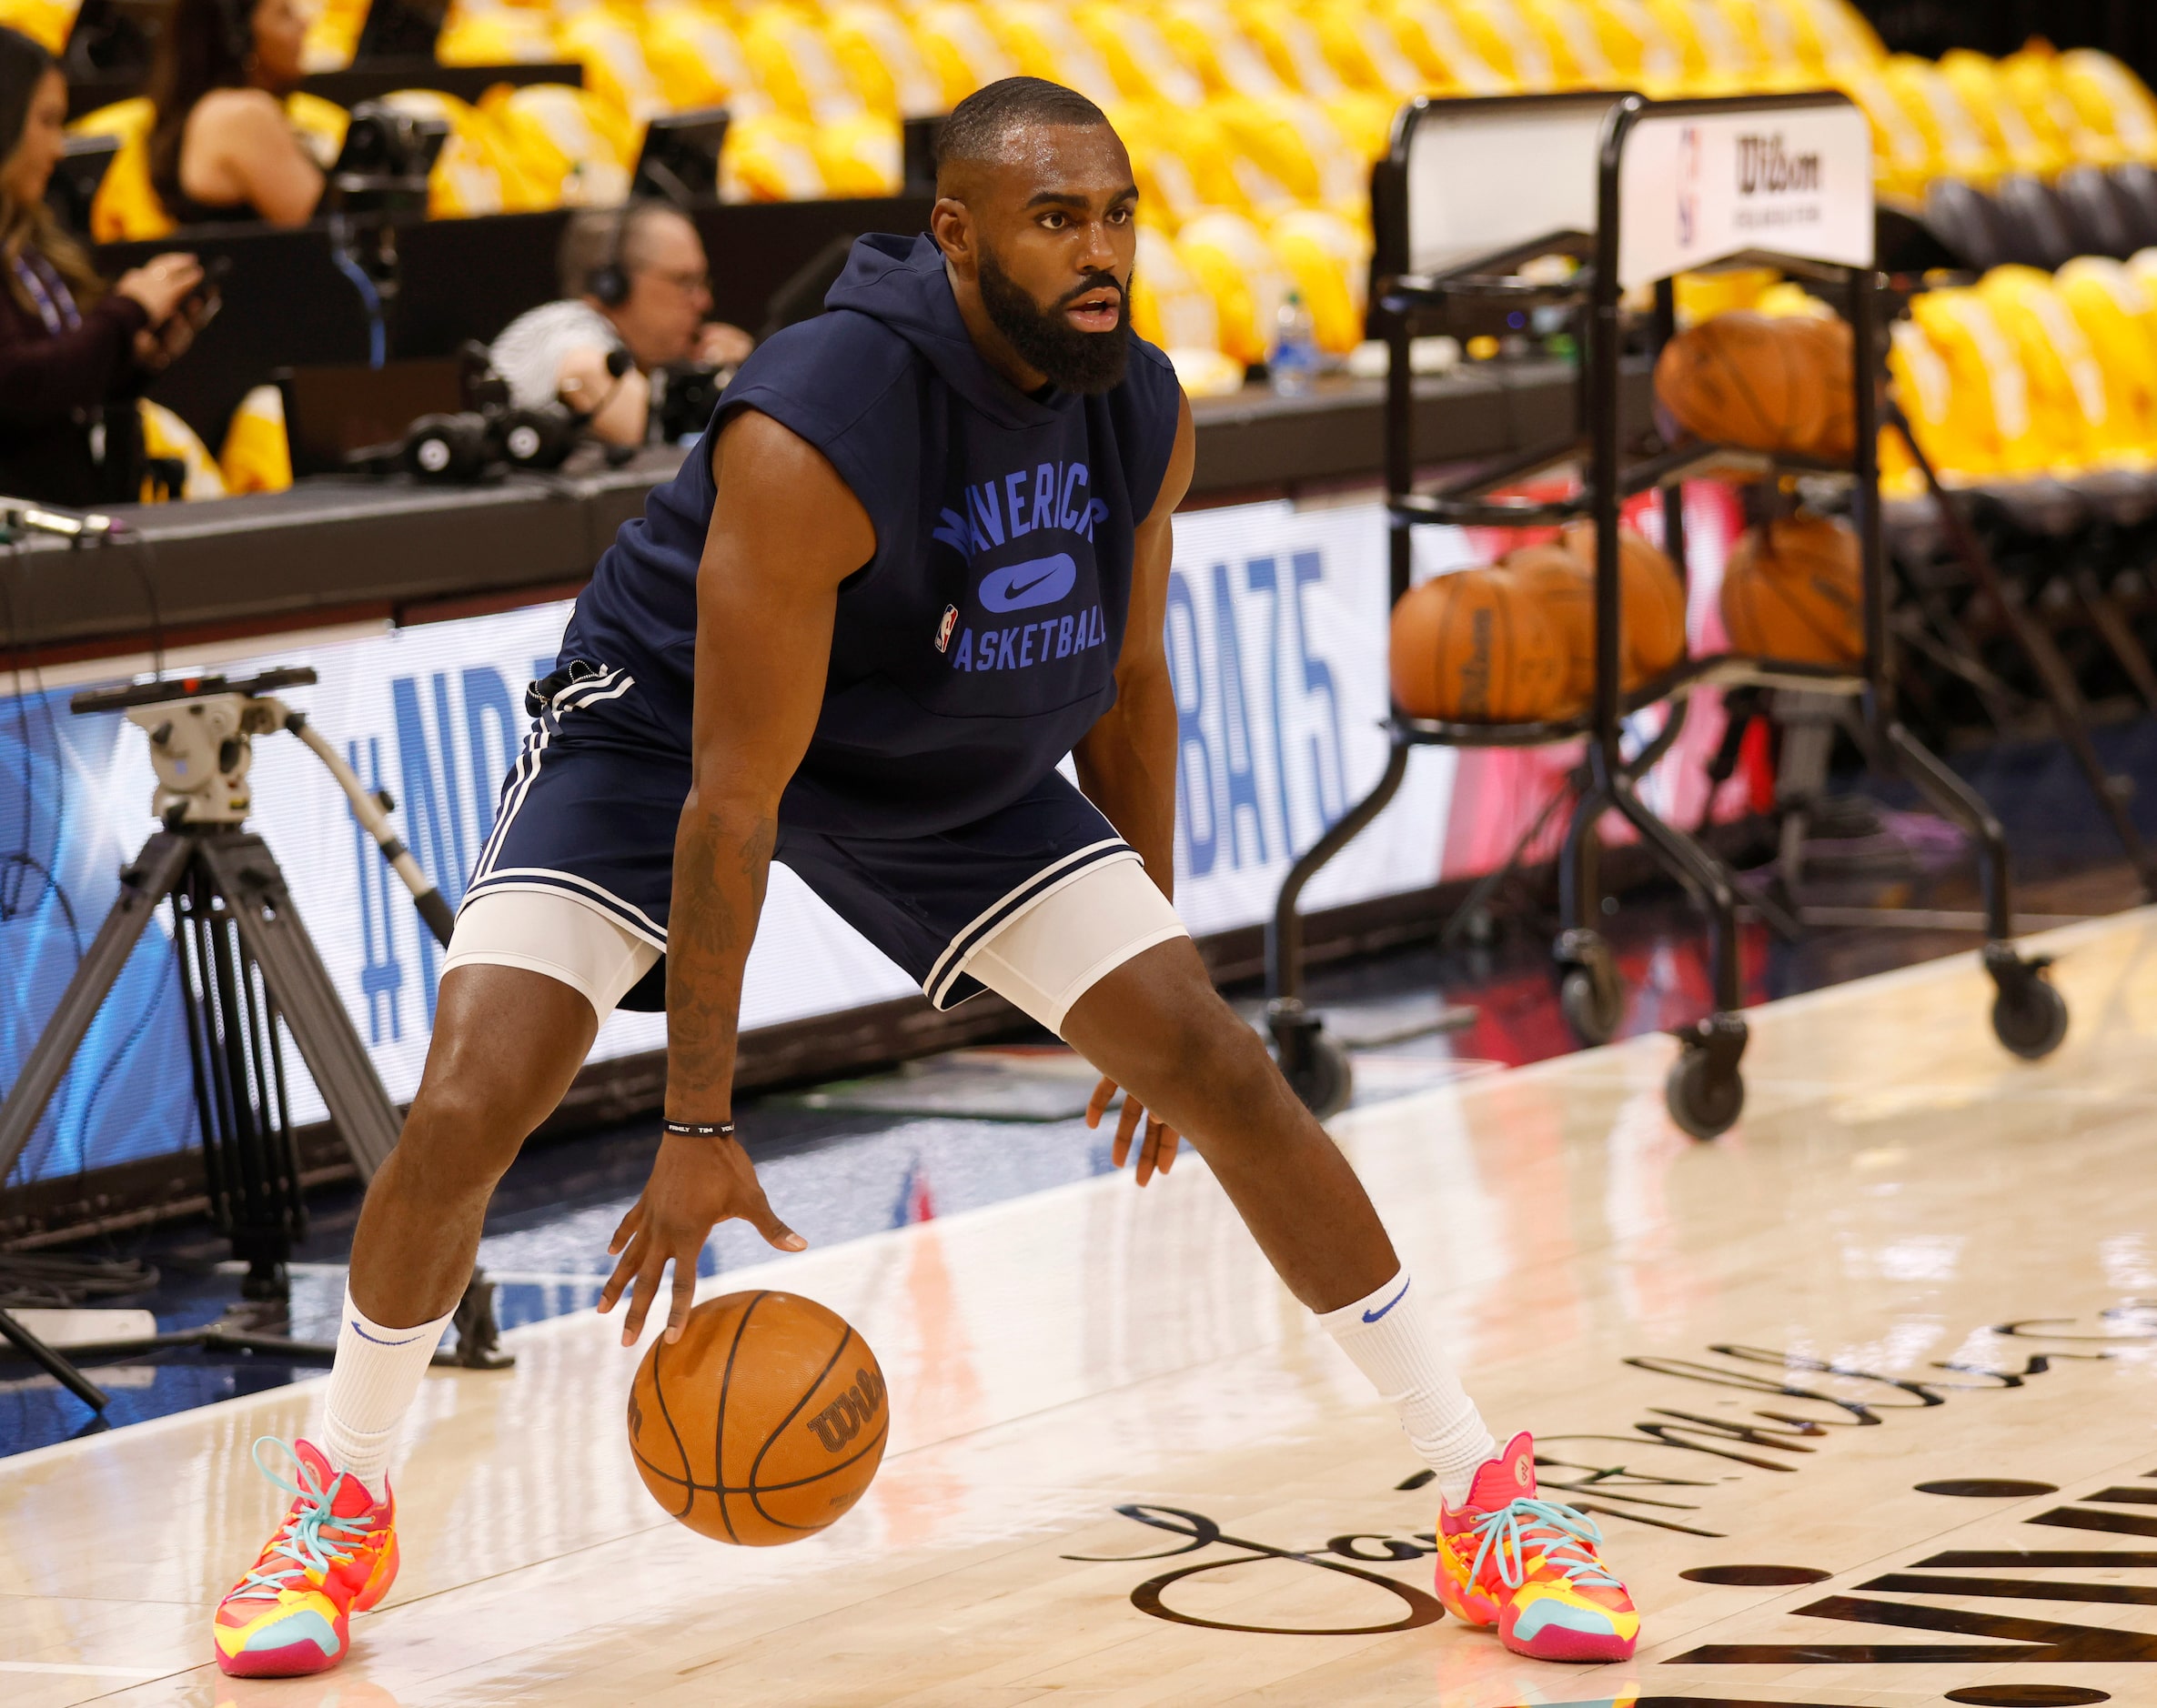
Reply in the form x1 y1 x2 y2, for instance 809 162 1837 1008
489 202 751 447
148 0 322 227
0 27 209 505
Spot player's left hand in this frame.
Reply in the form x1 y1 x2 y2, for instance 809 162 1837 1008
600 1131 805 1346
1085 1075 1182 1186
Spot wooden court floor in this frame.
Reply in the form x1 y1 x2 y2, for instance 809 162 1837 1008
7 909 2157 1707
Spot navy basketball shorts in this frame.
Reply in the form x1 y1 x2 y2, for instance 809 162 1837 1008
443 667 1188 1032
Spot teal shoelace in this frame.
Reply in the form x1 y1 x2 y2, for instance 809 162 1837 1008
1467 1497 1623 1592
233 1438 372 1600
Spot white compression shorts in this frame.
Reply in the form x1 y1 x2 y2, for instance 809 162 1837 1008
441 849 1188 1036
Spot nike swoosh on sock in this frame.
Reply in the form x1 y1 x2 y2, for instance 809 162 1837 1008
1362 1280 1410 1322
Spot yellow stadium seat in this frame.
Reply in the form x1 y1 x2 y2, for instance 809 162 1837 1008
1641 0 1755 94
2130 249 2157 322
1671 266 1780 327
285 90 349 172
1886 316 1959 477
1939 51 2065 178
380 89 527 218
1906 289 2046 477
1210 93 1364 210
486 83 636 207
1235 3 1350 101
1754 280 1835 320
1513 0 1612 91
139 400 228 502
1830 63 1939 204
1382 2 1514 95
1130 224 1223 352
1270 206 1369 355
302 0 368 73
824 4 946 119
1997 41 2117 170
1156 2 1287 101
910 3 1020 111
741 5 865 124
553 8 667 122
640 4 771 116
984 4 1122 108
1076 4 1208 108
2057 49 2157 167
721 110 828 202
811 110 902 198
2055 256 2157 457
0 0 73 55
1177 207 1293 367
1976 265 2116 470
1314 4 1428 97
1879 54 1999 186
70 97 174 243
1582 0 1688 93
1114 101 1247 227
220 385 293 497
436 5 559 68
1789 0 1887 66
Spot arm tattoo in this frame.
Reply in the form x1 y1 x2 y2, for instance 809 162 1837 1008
666 809 779 1113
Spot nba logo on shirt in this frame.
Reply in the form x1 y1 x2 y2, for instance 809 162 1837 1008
934 604 959 653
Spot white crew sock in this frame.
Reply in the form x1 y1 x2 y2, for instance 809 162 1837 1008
317 1285 455 1495
1317 1269 1497 1507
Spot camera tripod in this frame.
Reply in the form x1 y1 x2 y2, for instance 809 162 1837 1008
0 668 511 1410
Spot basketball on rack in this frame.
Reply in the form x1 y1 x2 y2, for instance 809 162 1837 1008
1558 521 1689 685
1502 542 1594 708
1390 565 1567 723
1721 511 1865 666
628 1291 888 1545
1655 310 1855 462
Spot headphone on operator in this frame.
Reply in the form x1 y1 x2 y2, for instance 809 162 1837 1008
584 206 634 309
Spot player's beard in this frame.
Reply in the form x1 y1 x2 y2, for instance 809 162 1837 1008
977 248 1132 397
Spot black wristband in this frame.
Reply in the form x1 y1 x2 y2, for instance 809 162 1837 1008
663 1119 735 1140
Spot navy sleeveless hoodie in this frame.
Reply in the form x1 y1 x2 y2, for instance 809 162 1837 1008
560 232 1184 839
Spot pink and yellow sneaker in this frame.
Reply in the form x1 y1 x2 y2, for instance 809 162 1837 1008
1434 1431 1639 1662
213 1439 398 1677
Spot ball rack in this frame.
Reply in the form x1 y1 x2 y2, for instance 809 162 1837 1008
1265 89 2068 1139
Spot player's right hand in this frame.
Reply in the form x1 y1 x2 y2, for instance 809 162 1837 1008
599 1130 805 1347
1085 1075 1183 1187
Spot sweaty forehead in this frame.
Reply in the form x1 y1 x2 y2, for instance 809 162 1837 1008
953 123 1134 211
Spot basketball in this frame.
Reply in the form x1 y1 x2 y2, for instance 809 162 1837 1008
1389 566 1567 723
1721 512 1866 666
1503 542 1594 707
1655 311 1854 461
1559 521 1689 685
628 1290 888 1546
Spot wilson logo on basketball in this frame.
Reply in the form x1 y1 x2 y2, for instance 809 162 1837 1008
807 1365 887 1452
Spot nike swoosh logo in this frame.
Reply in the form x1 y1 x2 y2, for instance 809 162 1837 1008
348 1320 430 1346
1362 1279 1410 1323
978 552 1077 613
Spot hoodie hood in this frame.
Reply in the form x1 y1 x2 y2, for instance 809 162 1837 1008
823 233 1077 431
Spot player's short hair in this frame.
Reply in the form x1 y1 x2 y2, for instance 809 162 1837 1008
934 77 1110 190
556 202 692 300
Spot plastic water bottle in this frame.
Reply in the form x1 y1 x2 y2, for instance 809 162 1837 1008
1272 289 1319 396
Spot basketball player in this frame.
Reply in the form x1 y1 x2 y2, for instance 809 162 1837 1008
212 79 1638 1676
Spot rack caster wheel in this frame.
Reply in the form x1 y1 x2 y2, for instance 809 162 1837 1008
1665 1012 1748 1141
1554 929 1622 1045
1267 998 1354 1119
1983 945 2069 1061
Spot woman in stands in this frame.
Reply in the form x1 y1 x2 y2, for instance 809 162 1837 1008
148 0 322 226
0 26 207 505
